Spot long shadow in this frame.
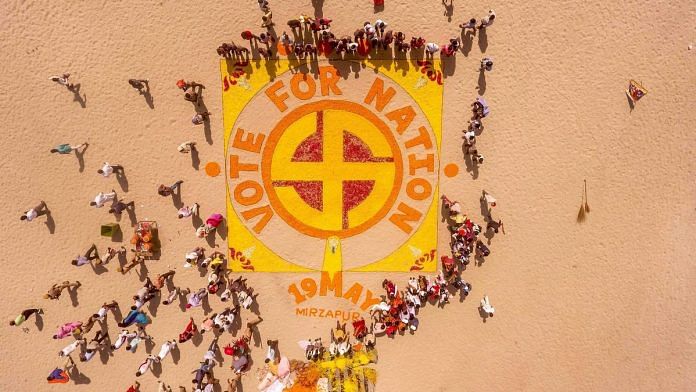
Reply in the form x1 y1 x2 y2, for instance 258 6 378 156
68 286 80 307
198 97 213 145
171 345 181 364
152 360 163 377
99 336 113 364
116 171 129 192
191 148 200 170
477 69 487 95
202 295 213 315
35 313 45 331
217 219 228 240
69 84 87 108
122 205 137 227
172 189 184 209
478 28 488 53
136 261 149 283
205 232 217 247
143 89 155 109
462 144 480 179
441 54 456 78
442 0 454 22
312 0 324 17
461 31 474 56
192 331 203 347
69 364 91 384
75 143 88 172
90 261 109 275
626 93 635 112
45 212 56 234
144 335 156 354
192 213 203 230
148 293 161 317
112 305 124 323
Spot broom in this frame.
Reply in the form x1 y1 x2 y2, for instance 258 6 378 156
577 181 586 223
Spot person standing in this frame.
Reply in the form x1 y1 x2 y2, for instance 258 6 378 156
10 308 44 326
20 201 49 222
51 142 87 154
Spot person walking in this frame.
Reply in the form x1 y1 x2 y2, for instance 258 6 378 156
20 201 49 221
128 79 149 94
158 181 183 196
51 142 87 154
480 57 494 71
479 10 496 29
97 162 125 177
178 203 199 219
90 190 117 208
49 73 74 89
178 141 197 153
109 200 135 216
10 308 44 326
44 281 81 300
71 244 100 267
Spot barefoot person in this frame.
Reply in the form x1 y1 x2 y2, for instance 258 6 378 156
479 10 496 29
20 201 49 222
10 308 44 326
44 281 81 300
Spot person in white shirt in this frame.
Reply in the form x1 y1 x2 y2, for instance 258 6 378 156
97 162 124 177
184 247 206 268
49 73 73 88
178 203 200 219
59 339 85 357
480 295 495 318
135 355 157 376
178 141 197 153
425 42 440 56
96 300 119 320
479 10 496 29
156 340 177 362
90 190 117 208
20 200 48 221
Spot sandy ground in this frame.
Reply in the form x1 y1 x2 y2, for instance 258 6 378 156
1 0 695 391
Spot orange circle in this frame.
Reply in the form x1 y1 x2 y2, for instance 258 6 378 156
261 100 403 239
205 162 221 177
444 163 459 178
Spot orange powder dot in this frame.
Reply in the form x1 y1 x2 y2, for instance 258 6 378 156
444 163 459 178
205 162 221 177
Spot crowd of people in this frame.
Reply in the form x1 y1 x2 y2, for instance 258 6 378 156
17 2 503 391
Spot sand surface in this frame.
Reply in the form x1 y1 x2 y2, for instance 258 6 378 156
1 1 695 391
